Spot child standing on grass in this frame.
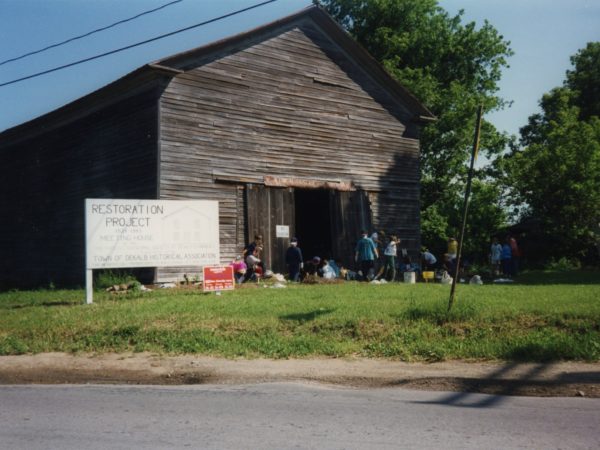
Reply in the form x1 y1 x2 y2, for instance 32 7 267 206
501 238 512 277
489 237 502 277
509 234 521 276
381 235 399 281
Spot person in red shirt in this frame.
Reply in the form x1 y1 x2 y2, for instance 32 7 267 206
509 234 521 276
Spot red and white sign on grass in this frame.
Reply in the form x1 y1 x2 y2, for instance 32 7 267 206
203 265 234 292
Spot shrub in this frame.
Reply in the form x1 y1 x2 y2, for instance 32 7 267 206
95 270 138 290
545 257 582 271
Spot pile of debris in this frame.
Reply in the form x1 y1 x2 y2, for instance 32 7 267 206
105 281 151 294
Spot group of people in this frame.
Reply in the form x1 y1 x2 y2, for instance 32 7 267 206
289 230 419 283
232 231 521 284
285 242 341 282
420 234 521 280
489 235 520 278
229 234 345 284
351 231 522 282
354 230 404 282
229 234 265 283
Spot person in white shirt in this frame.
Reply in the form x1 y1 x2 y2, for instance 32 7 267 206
381 235 400 281
244 247 262 282
489 237 502 276
321 260 336 279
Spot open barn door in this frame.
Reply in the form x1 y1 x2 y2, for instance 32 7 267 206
246 184 371 275
330 189 372 268
293 188 333 262
245 184 295 274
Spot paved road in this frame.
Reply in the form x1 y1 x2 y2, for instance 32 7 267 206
1 383 598 449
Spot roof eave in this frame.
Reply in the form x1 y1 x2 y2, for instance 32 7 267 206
0 65 174 145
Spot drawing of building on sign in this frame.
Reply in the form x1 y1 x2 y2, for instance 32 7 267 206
160 206 216 245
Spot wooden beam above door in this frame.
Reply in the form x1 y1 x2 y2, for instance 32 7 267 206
264 175 354 191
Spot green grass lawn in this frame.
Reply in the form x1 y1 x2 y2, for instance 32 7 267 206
1 270 599 362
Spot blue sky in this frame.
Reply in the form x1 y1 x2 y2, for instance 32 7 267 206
0 0 598 138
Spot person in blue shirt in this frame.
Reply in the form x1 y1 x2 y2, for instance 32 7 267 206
421 249 437 270
355 230 378 281
501 238 513 277
327 258 341 278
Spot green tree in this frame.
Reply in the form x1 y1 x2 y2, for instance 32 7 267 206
451 179 508 260
501 43 600 263
318 0 512 250
420 203 448 254
421 179 507 263
566 42 600 121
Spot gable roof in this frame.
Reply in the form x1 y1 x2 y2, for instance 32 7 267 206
0 5 434 145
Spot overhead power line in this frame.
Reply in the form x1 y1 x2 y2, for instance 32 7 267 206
0 0 183 67
0 0 278 88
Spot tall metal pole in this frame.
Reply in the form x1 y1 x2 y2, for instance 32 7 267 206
448 105 484 313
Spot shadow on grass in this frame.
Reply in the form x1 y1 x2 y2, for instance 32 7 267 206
280 308 336 323
501 340 599 362
391 303 479 324
510 270 600 285
3 301 76 310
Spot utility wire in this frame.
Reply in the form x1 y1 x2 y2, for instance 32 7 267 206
0 0 278 88
0 0 183 67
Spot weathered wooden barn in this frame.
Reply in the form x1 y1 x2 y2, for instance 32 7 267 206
0 6 434 288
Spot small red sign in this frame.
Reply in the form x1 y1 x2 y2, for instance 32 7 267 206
203 265 235 292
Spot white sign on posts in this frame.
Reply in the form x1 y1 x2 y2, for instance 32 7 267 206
85 199 220 303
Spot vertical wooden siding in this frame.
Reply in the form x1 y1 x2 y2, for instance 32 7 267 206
329 190 373 267
245 185 295 273
0 91 160 288
159 20 421 278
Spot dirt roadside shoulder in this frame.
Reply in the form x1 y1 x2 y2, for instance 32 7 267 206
0 353 598 398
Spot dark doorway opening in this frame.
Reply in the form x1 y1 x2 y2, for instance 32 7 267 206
294 189 332 262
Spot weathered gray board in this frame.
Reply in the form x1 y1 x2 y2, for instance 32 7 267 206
157 20 422 279
0 7 431 287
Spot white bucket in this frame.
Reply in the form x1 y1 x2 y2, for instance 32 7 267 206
403 272 416 284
